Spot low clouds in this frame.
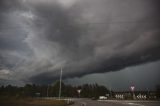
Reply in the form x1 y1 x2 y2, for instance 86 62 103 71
0 0 160 84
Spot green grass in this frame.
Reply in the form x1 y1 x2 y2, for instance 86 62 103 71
0 96 73 106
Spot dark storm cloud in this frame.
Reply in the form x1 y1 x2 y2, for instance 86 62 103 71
0 0 30 52
0 0 160 84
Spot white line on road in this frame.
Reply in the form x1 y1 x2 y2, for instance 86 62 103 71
98 100 146 106
125 102 145 106
80 102 87 106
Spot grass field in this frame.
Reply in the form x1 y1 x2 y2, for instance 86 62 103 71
0 96 73 106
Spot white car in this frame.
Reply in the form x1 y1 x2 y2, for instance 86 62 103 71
99 96 107 100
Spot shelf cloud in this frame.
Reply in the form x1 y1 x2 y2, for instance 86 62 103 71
0 0 160 84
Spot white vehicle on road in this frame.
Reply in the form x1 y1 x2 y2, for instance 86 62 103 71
99 96 107 100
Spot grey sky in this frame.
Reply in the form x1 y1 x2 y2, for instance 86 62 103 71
0 0 160 90
65 60 160 91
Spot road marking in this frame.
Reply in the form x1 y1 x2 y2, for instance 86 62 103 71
125 102 145 106
98 100 146 106
80 102 87 106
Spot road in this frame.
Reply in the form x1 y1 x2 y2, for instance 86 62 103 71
71 99 160 106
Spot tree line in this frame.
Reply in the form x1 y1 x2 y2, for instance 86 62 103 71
1 82 159 99
0 81 110 99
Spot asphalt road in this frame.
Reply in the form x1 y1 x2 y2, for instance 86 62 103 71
71 99 160 106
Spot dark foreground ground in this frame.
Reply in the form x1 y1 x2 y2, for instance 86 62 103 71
0 96 72 106
1 96 159 106
71 99 160 106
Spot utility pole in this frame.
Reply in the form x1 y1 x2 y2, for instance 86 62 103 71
59 67 62 100
110 87 112 98
47 84 49 97
46 67 49 97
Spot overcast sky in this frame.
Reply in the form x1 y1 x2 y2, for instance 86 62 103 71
0 0 160 90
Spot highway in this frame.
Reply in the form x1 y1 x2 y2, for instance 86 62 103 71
71 99 160 106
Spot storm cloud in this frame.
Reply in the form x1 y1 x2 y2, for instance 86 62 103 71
0 0 160 84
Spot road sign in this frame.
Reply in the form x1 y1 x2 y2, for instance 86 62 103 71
77 89 81 98
77 89 81 94
130 86 135 91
